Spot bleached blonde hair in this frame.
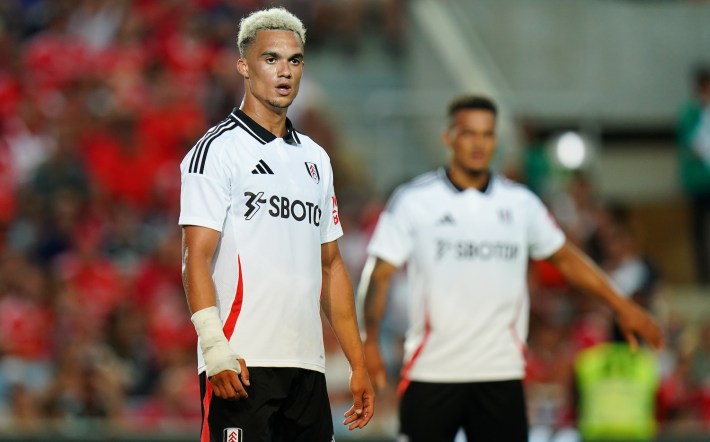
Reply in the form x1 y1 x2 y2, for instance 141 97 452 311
237 8 306 57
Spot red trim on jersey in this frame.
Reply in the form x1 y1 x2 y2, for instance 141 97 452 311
201 382 213 442
508 291 527 358
222 255 244 340
397 311 431 397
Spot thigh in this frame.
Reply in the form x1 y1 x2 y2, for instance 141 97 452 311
200 369 289 442
275 369 334 442
462 380 528 442
399 381 465 442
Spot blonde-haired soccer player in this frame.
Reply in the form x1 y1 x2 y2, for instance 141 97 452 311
180 8 374 441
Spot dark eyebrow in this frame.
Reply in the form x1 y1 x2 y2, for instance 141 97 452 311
260 51 304 60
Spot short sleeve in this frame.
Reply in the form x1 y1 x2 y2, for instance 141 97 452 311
367 192 414 267
319 160 343 244
526 192 566 260
178 145 230 232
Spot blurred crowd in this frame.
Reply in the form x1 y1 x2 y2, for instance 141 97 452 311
522 170 710 440
0 0 708 440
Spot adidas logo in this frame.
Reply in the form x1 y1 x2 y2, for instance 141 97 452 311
251 159 273 175
437 214 455 225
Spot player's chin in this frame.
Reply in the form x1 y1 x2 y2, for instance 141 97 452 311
267 97 294 109
462 165 488 177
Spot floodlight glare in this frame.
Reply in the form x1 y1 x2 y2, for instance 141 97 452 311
554 131 587 169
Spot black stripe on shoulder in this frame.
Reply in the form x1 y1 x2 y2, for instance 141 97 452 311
197 120 239 174
190 118 231 173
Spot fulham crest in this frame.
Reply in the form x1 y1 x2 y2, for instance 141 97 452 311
305 162 320 183
224 428 243 442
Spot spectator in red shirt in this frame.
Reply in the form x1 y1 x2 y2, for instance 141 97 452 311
0 253 55 411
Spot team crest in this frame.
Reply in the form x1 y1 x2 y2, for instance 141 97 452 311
305 162 320 183
498 208 512 223
224 428 243 442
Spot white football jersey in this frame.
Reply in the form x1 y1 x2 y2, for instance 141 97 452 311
179 109 342 374
368 169 565 383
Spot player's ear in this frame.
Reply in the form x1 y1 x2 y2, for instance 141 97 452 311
237 58 249 79
441 127 452 148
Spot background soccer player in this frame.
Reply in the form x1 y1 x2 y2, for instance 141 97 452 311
179 8 374 441
360 95 663 441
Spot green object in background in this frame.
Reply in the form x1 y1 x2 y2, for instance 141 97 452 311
678 100 710 195
575 343 659 442
524 141 551 197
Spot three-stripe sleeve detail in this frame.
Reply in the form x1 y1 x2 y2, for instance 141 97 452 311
189 119 238 174
189 118 229 173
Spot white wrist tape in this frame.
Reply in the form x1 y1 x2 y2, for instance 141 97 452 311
191 306 241 377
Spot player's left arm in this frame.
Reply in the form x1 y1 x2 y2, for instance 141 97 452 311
547 241 664 350
320 240 375 430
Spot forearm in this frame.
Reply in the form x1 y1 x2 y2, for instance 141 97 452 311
182 226 220 313
549 242 626 312
322 259 366 371
361 257 393 344
550 242 665 349
181 226 242 376
183 255 219 313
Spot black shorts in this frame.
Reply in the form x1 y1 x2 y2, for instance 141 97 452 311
399 379 528 442
199 367 334 442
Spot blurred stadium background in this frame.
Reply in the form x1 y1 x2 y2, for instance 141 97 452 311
0 0 709 441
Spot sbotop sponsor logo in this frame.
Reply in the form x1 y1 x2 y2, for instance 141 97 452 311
436 239 519 261
244 191 321 226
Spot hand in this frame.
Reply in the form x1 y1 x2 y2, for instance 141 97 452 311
343 368 375 430
363 340 387 391
616 299 665 351
209 358 250 400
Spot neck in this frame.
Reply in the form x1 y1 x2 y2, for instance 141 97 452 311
447 164 491 191
240 96 288 137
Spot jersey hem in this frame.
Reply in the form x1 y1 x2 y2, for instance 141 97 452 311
247 359 326 373
197 360 326 375
409 369 524 383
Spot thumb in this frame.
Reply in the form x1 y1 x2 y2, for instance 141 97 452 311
375 371 387 391
353 394 363 415
625 332 638 352
238 359 250 386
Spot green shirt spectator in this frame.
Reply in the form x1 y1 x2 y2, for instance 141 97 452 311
575 343 659 442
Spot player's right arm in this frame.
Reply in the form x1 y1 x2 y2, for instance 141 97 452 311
182 225 250 400
360 256 399 390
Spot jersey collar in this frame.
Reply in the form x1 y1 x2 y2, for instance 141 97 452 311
230 108 301 146
439 167 493 195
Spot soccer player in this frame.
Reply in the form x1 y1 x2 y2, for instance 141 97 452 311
179 8 374 441
360 95 664 441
